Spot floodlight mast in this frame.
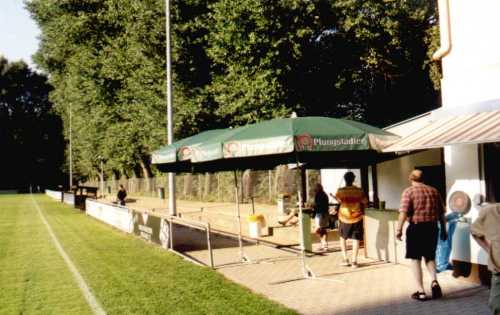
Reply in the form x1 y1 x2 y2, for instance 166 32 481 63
69 102 73 189
166 0 176 216
99 156 104 198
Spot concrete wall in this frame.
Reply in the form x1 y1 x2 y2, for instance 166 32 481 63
86 199 134 234
45 189 62 200
85 199 170 249
376 150 443 210
444 144 489 265
364 209 407 265
62 193 75 205
46 189 75 207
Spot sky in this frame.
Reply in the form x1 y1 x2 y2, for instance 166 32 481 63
0 0 40 68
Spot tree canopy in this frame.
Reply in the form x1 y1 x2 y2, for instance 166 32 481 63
27 0 441 182
0 56 64 189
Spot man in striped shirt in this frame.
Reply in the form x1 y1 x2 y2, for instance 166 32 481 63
396 169 447 301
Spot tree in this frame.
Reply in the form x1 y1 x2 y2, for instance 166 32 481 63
27 0 442 181
206 0 335 125
0 57 64 189
205 0 440 126
328 0 440 125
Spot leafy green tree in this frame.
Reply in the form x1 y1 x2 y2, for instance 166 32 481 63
0 57 64 189
329 0 440 125
27 0 442 181
28 0 162 181
206 0 439 126
206 0 334 125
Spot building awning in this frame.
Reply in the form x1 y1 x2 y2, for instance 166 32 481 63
383 109 500 152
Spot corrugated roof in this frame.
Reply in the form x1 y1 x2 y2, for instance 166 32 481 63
383 109 500 152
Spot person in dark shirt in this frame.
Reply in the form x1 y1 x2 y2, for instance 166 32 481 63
117 184 127 206
313 183 330 251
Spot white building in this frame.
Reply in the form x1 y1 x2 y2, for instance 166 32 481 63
322 0 500 283
375 0 500 283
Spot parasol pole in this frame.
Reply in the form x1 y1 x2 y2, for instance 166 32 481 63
233 170 249 262
268 163 344 284
297 161 344 282
296 162 312 278
297 184 308 277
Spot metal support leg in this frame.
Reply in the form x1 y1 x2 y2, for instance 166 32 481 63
169 219 174 250
269 165 343 285
234 171 250 263
206 223 214 269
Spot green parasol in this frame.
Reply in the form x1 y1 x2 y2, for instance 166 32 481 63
151 116 400 272
151 129 229 171
185 117 399 171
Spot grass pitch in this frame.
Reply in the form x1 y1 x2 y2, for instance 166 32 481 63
0 194 295 315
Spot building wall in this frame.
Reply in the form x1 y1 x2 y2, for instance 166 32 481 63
444 144 489 265
320 169 361 202
440 0 500 108
376 150 442 210
384 113 432 138
437 0 500 266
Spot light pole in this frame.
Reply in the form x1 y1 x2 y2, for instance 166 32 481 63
165 0 176 215
69 102 73 189
99 156 104 198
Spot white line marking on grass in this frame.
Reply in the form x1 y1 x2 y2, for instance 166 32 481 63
30 195 106 315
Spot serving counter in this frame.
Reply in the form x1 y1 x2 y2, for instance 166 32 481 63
364 208 407 265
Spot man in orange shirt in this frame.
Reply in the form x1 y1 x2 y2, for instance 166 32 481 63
335 171 368 268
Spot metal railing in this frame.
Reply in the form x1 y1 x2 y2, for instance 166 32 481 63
167 215 214 269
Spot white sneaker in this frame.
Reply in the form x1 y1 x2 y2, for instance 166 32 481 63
340 258 350 266
321 242 328 251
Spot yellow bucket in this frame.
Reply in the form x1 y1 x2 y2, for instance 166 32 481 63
247 214 264 223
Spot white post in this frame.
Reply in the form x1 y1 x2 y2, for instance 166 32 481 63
165 0 176 216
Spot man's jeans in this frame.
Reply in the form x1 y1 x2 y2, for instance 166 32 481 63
491 274 500 315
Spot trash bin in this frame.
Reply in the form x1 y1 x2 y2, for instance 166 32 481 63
451 217 472 277
301 209 313 252
58 185 64 203
158 187 165 199
74 195 87 211
247 214 264 238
